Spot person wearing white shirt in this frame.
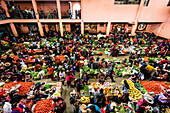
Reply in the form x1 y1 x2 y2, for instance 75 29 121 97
3 102 12 113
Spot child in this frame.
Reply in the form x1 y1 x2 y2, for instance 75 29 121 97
66 70 75 87
82 73 88 85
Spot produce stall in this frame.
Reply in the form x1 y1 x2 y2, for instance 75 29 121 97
34 99 55 113
140 81 169 95
2 82 34 95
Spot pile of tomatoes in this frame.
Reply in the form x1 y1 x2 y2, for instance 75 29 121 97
3 82 18 89
140 81 164 94
155 81 169 89
18 82 34 95
34 99 55 113
3 82 34 95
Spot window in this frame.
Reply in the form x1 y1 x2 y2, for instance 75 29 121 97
143 0 150 6
128 24 132 27
100 23 104 27
168 0 170 6
114 0 140 5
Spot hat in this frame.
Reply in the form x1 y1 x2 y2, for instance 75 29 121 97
5 62 11 67
10 84 21 92
20 67 27 72
143 94 154 104
70 90 76 96
0 82 5 87
110 102 117 109
25 71 30 74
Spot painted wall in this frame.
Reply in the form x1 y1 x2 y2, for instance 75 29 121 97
65 24 71 32
145 24 161 35
159 17 170 39
82 0 138 22
139 0 170 22
97 23 107 33
61 2 69 17
20 24 29 33
14 2 33 10
37 1 57 15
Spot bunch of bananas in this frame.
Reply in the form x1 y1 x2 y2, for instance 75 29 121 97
129 88 142 100
122 80 142 100
126 80 134 89
52 93 61 98
80 96 90 103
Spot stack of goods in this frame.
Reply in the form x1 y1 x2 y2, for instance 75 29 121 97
80 104 87 113
44 82 62 98
80 104 92 113
134 83 147 94
34 99 55 113
154 81 169 89
81 65 100 76
140 81 168 95
80 96 90 104
123 80 142 100
3 82 34 95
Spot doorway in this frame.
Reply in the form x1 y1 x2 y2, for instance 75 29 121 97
72 3 81 19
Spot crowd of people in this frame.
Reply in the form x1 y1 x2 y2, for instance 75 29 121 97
0 27 169 113
67 9 81 19
39 8 58 19
0 3 81 20
7 4 35 19
0 5 6 20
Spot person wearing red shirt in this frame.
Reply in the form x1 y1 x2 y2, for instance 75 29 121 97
47 65 55 80
0 89 6 98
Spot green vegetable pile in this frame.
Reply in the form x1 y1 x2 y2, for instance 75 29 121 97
44 84 52 90
134 83 147 94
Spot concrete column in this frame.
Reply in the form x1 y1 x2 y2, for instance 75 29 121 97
81 21 84 35
56 0 62 19
37 22 44 36
10 23 18 37
1 0 18 37
32 0 44 36
45 24 49 33
131 0 145 36
1 0 10 17
59 22 63 36
56 24 59 32
106 22 111 36
32 0 39 19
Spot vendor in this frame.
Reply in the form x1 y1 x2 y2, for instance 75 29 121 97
128 73 138 83
11 102 26 113
34 63 42 72
158 89 170 104
0 102 4 112
135 94 154 113
25 71 32 82
70 90 81 113
52 97 66 113
94 88 105 108
85 104 101 113
129 53 135 67
98 73 105 84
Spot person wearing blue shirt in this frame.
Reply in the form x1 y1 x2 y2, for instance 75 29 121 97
85 104 101 113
